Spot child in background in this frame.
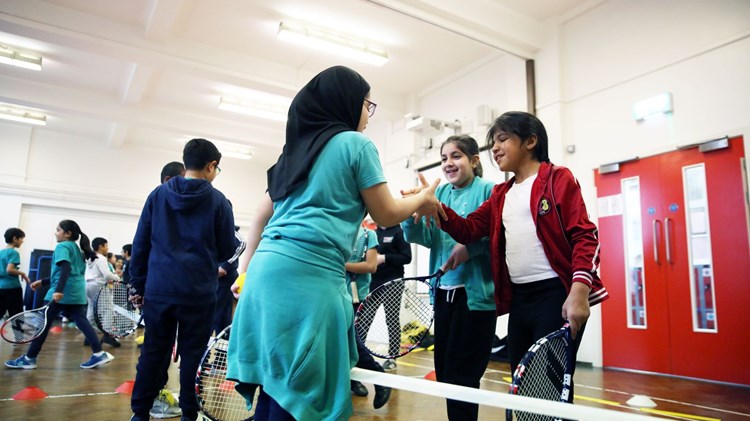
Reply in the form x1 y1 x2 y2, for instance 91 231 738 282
401 135 496 421
5 220 114 370
346 223 391 409
129 138 238 421
0 228 31 319
433 111 608 389
84 237 121 347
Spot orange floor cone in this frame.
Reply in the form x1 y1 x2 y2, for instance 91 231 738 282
13 386 48 400
115 379 135 395
49 326 62 334
219 380 235 391
424 370 436 381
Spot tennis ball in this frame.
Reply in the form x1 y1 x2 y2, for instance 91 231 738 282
235 272 246 295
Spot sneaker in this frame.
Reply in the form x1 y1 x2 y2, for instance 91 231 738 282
80 352 114 369
150 389 182 419
5 355 37 369
101 334 121 348
382 359 397 371
351 380 368 397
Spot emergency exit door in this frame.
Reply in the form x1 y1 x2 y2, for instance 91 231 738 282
595 136 750 385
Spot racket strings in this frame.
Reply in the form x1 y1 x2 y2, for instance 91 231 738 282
197 330 252 421
356 280 433 359
96 283 137 337
512 337 569 421
1 310 46 343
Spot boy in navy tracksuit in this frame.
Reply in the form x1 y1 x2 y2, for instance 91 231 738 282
129 138 239 421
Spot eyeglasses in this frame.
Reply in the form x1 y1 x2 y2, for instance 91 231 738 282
364 99 377 117
216 165 222 174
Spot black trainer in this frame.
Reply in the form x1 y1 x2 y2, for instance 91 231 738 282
101 334 121 348
373 385 391 409
351 380 368 397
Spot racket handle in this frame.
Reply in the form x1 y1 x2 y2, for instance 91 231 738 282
350 281 360 303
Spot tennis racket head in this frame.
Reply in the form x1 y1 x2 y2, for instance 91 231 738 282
1 305 49 344
354 270 442 359
506 322 574 421
94 281 141 338
196 325 253 421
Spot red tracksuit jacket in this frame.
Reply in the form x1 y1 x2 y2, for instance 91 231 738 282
440 162 608 316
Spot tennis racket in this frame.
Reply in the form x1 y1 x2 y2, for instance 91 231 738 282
196 325 254 421
1 304 50 344
354 269 443 359
94 280 143 338
347 228 370 304
506 322 574 421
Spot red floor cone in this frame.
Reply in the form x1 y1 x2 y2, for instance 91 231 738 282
115 379 135 394
219 380 235 391
49 326 62 334
13 386 48 400
424 370 436 381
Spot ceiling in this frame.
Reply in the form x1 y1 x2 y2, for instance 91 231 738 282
0 0 592 167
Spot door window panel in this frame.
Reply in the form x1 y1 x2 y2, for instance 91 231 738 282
683 164 717 332
622 177 646 328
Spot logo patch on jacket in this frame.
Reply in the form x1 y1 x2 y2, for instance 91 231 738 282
538 198 551 216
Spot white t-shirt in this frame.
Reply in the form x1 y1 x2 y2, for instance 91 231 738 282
503 173 558 284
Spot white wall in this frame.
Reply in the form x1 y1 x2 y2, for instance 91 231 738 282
0 121 269 271
533 0 750 366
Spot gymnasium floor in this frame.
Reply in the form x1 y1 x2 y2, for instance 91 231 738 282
1 322 749 421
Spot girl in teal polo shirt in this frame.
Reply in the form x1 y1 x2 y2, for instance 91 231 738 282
4 220 114 370
401 135 496 421
227 66 443 421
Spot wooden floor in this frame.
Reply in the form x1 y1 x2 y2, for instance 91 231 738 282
2 323 749 421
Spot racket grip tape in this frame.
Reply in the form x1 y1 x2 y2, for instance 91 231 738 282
350 281 360 303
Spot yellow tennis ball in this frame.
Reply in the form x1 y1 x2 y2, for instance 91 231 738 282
235 272 246 294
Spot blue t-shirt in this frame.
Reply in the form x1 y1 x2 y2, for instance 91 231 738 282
0 248 21 290
346 227 379 299
45 241 87 305
260 131 386 273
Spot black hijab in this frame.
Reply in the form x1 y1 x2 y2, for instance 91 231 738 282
267 66 371 202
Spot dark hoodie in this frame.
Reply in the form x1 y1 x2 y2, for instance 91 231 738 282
129 176 238 305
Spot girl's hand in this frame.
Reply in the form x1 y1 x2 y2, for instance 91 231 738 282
52 292 64 302
30 280 42 290
562 282 591 340
444 244 469 270
413 174 447 228
21 273 30 283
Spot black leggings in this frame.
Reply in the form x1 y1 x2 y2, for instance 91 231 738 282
27 301 102 358
356 281 404 357
508 278 586 376
0 287 23 319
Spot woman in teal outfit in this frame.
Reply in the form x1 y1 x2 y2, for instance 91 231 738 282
226 66 443 421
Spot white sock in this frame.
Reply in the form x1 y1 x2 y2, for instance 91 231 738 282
94 351 105 357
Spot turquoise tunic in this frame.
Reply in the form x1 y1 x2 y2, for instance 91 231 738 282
45 241 87 305
227 132 386 420
0 248 21 290
346 227 379 300
402 176 496 311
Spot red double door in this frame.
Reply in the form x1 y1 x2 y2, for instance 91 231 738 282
595 136 750 385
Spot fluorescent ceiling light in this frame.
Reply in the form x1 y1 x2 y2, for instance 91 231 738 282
177 138 253 160
0 104 46 126
218 96 288 122
277 21 389 66
0 45 42 71
633 93 673 121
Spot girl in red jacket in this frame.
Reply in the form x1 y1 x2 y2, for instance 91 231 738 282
433 111 608 375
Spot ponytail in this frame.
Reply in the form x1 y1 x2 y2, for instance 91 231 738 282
59 219 97 262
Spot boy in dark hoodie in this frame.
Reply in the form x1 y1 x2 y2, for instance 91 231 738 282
129 138 239 421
